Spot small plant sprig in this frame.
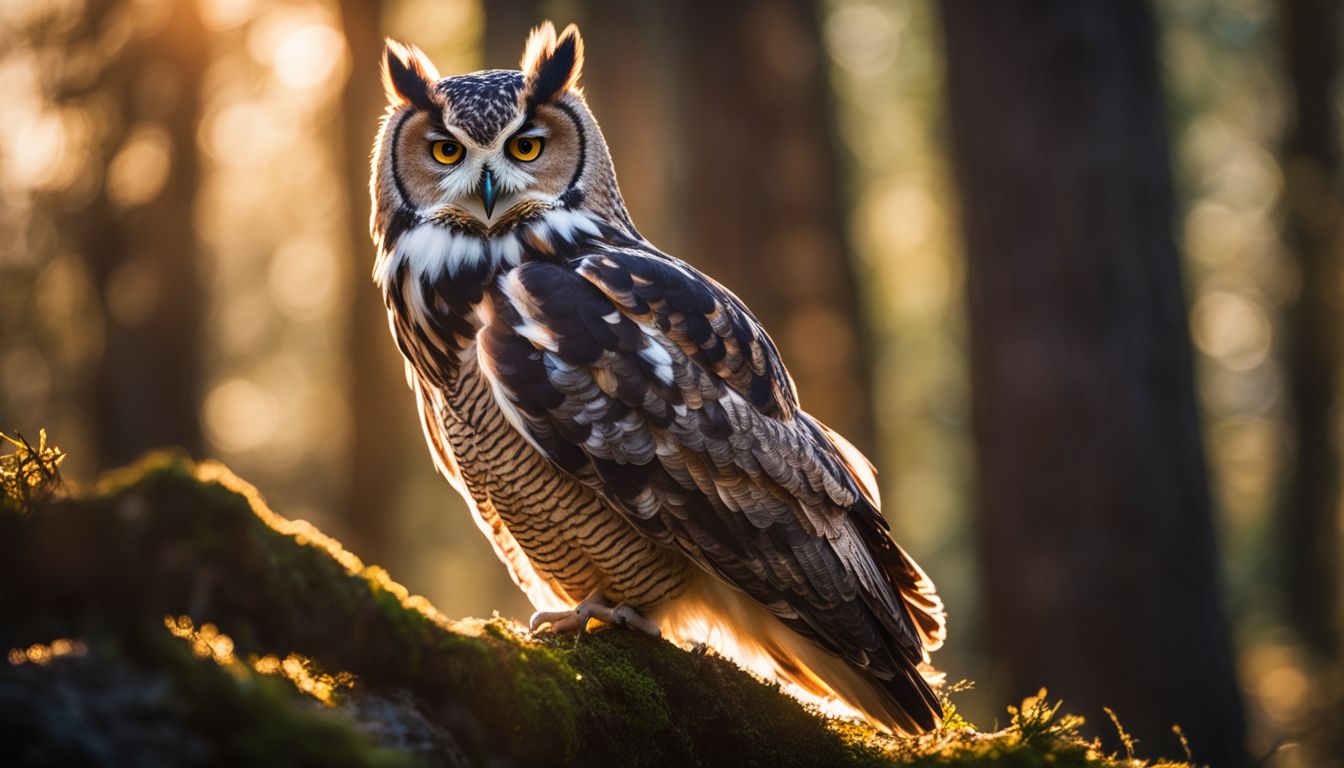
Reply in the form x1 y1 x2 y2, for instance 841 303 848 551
1 429 66 513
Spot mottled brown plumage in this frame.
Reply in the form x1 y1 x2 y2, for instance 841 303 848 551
368 22 946 733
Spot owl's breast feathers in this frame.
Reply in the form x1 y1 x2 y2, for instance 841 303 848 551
379 206 947 732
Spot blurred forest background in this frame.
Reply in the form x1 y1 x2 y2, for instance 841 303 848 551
1 0 1341 764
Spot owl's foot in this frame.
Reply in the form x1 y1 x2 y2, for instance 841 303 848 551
529 594 661 638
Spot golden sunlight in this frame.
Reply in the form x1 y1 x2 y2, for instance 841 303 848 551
7 638 88 667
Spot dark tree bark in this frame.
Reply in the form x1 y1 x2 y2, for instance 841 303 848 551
938 2 1246 764
661 0 875 453
563 1 676 247
485 0 545 68
1278 0 1343 661
77 1 207 467
339 0 423 561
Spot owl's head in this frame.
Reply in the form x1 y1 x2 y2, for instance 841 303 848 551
372 22 631 251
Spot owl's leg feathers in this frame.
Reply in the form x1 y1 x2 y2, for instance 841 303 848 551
529 591 661 638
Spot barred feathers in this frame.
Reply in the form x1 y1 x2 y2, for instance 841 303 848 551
370 23 947 733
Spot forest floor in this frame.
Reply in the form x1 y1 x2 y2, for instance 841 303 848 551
0 435 1196 767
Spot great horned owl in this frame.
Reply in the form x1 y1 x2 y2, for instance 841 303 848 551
368 22 946 733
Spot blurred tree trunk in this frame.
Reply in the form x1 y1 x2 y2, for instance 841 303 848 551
663 0 875 453
939 2 1246 764
485 0 544 67
563 1 675 247
77 1 206 467
340 0 414 561
1278 0 1343 661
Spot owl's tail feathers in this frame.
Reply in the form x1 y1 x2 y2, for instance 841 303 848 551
815 418 948 655
656 572 943 735
759 629 943 734
886 541 948 654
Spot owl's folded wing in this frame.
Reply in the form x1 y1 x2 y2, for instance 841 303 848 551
477 247 944 727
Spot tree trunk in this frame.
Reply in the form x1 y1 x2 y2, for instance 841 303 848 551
661 0 875 453
1278 0 1343 661
562 1 675 248
938 2 1246 764
80 0 207 467
484 0 545 68
339 0 422 562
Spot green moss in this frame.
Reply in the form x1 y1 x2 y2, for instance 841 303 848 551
150 632 416 768
0 453 1196 767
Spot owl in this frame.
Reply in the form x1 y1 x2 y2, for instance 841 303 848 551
368 22 946 733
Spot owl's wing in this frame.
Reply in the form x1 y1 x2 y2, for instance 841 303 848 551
479 246 945 730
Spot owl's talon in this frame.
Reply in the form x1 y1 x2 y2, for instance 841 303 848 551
611 603 661 638
528 596 660 638
530 601 600 634
530 609 587 634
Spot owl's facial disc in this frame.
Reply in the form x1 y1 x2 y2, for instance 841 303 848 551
415 112 573 228
380 24 589 233
383 93 574 229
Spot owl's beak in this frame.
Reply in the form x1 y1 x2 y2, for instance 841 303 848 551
477 168 498 218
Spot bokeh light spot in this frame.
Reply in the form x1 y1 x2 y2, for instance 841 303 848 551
204 377 279 453
199 0 257 32
107 123 172 208
268 236 340 320
7 638 87 666
272 23 346 91
1191 288 1272 371
824 4 901 76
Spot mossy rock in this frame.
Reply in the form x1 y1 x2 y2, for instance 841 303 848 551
0 450 1194 767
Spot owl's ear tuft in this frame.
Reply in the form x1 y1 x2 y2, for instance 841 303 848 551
383 39 440 110
521 22 584 109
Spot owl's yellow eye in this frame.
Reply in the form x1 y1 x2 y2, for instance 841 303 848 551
507 135 544 162
431 140 463 165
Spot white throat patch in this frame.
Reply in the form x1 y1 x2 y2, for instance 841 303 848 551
375 208 605 292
